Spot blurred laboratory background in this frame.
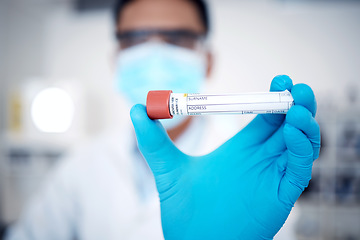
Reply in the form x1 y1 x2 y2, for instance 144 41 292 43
0 0 360 239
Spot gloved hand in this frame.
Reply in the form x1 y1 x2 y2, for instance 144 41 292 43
130 75 320 240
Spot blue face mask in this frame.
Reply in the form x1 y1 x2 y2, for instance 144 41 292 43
115 42 207 129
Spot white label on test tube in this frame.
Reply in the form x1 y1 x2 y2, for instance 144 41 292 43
169 90 294 116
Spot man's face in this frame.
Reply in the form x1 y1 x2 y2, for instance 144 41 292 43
116 0 209 51
114 0 213 112
116 0 206 44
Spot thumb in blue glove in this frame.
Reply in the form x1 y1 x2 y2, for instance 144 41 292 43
130 75 320 240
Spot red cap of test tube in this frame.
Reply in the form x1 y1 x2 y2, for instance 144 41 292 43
146 90 173 120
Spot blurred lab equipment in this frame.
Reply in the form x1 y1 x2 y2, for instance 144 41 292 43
0 79 85 225
296 83 360 240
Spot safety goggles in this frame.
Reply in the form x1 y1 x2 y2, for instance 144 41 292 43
116 29 206 50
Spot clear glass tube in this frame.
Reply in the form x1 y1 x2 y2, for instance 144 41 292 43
169 90 294 116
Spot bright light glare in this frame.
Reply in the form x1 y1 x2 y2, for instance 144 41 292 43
31 88 75 133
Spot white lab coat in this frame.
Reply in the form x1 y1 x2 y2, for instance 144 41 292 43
6 116 297 240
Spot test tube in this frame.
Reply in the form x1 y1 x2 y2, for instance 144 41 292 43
146 90 294 120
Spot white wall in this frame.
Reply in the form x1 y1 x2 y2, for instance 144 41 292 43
0 0 7 133
42 5 122 135
31 0 360 136
3 0 360 135
208 0 360 110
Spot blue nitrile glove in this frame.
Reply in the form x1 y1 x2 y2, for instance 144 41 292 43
130 75 320 240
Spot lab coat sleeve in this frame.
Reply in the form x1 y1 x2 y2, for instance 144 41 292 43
5 157 79 240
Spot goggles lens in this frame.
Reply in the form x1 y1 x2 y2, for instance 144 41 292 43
116 29 205 49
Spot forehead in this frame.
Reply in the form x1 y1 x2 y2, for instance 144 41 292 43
117 0 204 33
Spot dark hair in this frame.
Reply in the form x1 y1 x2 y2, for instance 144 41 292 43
113 0 210 35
